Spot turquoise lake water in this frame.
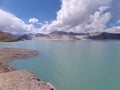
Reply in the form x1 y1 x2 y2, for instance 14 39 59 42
1 40 120 90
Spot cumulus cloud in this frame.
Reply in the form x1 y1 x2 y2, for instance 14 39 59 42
0 0 120 34
39 0 112 33
83 6 111 32
0 9 36 34
29 18 39 24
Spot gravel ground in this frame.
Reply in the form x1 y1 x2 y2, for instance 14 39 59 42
0 48 55 90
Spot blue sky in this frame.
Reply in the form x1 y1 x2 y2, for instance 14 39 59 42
0 0 120 34
107 0 120 27
0 0 61 23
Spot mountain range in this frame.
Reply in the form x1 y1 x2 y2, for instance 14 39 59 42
19 31 120 40
1 30 120 42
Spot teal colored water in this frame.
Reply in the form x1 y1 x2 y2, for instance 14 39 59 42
1 40 120 90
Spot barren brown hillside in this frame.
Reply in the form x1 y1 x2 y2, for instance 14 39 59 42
0 31 20 42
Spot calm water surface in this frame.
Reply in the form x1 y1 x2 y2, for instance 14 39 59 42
0 40 120 90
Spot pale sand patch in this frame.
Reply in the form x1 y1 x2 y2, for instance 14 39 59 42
0 76 5 87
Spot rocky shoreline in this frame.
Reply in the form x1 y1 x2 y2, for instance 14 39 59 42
0 48 55 90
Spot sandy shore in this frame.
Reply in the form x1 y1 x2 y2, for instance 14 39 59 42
0 48 55 90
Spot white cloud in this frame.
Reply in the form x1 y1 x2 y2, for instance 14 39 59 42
1 0 120 34
117 20 120 24
0 9 36 34
83 6 111 32
29 18 39 24
39 0 112 33
106 26 120 33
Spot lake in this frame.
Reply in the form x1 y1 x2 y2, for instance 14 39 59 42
0 40 120 90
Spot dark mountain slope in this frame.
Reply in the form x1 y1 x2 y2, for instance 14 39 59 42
0 31 20 42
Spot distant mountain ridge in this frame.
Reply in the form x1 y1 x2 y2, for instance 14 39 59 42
20 33 46 40
88 32 120 40
19 31 88 40
15 31 120 41
50 31 86 36
0 31 20 42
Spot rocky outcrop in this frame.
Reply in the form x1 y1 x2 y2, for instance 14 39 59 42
0 31 20 42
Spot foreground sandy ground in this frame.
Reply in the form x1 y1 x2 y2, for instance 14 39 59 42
0 48 55 90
